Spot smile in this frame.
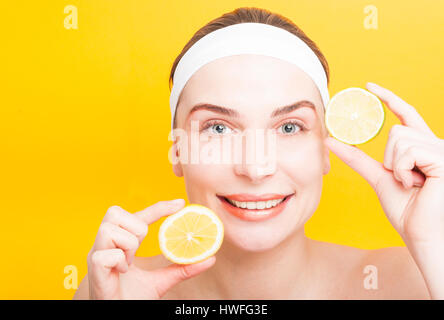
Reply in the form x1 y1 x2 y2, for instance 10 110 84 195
216 193 294 222
226 198 285 209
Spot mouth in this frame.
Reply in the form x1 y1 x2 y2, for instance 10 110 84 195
216 193 294 222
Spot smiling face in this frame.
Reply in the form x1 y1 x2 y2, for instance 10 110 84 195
172 54 330 252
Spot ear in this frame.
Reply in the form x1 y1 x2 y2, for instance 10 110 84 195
171 143 183 177
323 141 331 175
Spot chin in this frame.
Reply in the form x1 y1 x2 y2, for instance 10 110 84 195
224 230 286 252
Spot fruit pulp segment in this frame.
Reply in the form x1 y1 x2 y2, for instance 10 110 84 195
328 90 383 143
164 211 218 258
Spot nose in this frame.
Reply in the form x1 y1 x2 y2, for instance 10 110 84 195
232 135 277 183
233 162 276 183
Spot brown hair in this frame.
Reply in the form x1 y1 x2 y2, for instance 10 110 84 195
169 7 330 129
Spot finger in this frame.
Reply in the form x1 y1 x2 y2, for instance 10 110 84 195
104 206 149 244
394 145 442 187
324 136 385 190
151 256 216 298
391 163 424 188
89 249 128 281
94 222 139 265
87 248 127 300
384 124 434 170
393 147 418 189
412 169 426 187
366 82 434 136
134 199 186 225
391 140 425 188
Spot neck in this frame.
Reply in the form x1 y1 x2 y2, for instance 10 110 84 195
197 228 316 299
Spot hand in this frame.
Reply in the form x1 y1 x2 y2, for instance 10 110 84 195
87 199 216 299
325 82 444 244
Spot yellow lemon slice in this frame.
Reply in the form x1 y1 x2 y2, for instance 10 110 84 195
158 204 224 265
325 87 385 145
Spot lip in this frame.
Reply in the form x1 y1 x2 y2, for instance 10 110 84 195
216 193 294 222
220 193 288 202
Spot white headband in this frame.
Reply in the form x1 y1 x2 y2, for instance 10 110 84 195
169 22 329 129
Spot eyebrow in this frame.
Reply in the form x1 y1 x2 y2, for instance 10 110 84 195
270 100 316 117
188 103 240 118
188 100 316 119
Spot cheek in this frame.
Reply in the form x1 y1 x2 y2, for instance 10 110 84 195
183 163 228 193
179 135 229 193
182 145 234 202
277 136 324 184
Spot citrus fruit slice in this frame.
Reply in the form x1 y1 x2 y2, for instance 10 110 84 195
325 87 385 145
158 204 224 264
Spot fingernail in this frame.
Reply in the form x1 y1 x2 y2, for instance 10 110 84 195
413 182 423 188
171 199 185 205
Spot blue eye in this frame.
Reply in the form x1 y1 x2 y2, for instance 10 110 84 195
212 124 226 134
206 122 233 135
279 122 302 135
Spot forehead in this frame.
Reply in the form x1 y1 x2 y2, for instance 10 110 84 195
177 54 324 116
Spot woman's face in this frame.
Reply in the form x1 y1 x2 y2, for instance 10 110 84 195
172 54 330 252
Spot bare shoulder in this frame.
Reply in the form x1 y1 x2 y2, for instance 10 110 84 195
310 240 430 299
362 246 430 299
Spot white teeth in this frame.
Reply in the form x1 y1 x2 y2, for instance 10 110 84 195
257 201 266 209
226 198 285 210
246 202 256 209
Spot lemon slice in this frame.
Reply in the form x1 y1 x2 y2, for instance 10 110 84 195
158 204 224 265
325 87 385 145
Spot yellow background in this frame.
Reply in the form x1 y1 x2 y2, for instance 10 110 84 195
1 0 443 299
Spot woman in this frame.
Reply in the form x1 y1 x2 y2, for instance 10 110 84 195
74 7 444 299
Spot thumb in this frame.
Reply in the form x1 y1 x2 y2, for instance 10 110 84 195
151 256 216 298
324 137 385 189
